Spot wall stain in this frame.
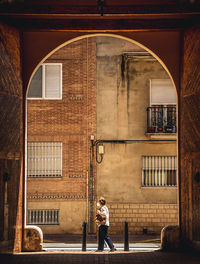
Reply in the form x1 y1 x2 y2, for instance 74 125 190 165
121 54 125 85
126 58 130 113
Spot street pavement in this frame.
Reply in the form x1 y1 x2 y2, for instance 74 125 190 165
1 250 200 264
1 235 200 263
43 242 160 252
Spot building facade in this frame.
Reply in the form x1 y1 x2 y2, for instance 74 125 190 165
26 36 178 235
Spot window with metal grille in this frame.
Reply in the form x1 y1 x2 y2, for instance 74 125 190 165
142 156 177 187
147 79 177 133
27 142 62 177
27 209 59 225
27 63 62 99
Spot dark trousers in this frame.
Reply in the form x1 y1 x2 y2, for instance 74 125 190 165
98 225 114 250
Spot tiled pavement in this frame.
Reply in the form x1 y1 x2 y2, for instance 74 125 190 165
1 250 200 264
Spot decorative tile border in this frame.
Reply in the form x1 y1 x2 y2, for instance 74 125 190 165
68 174 83 178
69 96 83 101
28 194 85 200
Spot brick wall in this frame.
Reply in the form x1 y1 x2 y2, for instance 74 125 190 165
27 37 96 200
109 203 178 235
0 23 23 252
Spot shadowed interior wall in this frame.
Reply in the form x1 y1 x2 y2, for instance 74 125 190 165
180 24 200 243
0 23 23 252
23 31 180 93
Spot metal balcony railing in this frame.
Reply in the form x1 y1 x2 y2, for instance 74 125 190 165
147 105 176 133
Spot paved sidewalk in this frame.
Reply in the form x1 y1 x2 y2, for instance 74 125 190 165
1 250 200 264
43 242 160 251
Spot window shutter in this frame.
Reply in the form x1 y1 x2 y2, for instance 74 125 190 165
45 64 61 99
150 79 176 105
27 66 42 98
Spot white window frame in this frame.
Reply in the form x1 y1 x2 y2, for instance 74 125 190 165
149 79 176 106
27 63 62 100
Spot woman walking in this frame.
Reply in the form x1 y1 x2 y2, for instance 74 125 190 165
95 197 116 252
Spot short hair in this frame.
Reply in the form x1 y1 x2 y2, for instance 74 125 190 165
99 197 106 205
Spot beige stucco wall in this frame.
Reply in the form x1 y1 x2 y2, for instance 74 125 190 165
97 142 177 204
28 201 86 234
96 36 178 233
96 36 175 140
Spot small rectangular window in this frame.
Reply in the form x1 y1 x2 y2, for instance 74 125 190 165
27 142 62 177
27 209 59 225
27 63 62 99
142 156 177 187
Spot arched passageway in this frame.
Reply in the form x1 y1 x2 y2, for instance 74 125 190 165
0 17 200 252
25 35 178 241
23 31 180 93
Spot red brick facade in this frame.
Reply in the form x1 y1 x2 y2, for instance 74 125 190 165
27 38 96 202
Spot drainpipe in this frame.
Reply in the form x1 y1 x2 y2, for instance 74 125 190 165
89 136 95 233
86 170 89 225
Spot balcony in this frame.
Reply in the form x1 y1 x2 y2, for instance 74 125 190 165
147 105 176 134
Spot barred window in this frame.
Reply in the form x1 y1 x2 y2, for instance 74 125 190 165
27 142 62 177
142 156 177 187
27 209 59 225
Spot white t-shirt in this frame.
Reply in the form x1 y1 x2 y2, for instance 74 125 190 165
100 205 109 226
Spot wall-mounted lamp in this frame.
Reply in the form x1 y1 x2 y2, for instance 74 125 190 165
90 137 104 164
98 144 104 155
90 134 95 141
96 142 104 164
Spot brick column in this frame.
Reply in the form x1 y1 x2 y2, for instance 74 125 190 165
180 25 200 245
0 23 24 253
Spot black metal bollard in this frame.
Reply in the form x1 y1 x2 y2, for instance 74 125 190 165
124 221 129 251
82 221 87 251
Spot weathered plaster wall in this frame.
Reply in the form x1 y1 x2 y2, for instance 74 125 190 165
97 142 177 204
0 23 23 252
96 37 178 234
96 37 174 139
28 201 86 234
